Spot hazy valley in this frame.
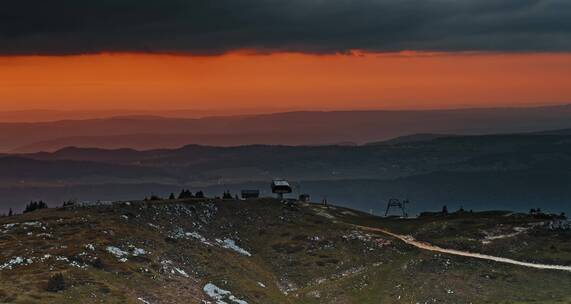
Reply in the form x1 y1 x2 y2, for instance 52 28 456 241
1 122 570 216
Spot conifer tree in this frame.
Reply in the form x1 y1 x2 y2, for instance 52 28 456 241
23 201 48 213
223 190 233 200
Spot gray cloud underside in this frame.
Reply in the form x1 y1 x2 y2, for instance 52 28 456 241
1 0 570 55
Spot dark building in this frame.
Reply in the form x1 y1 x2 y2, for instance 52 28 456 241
271 179 292 199
241 190 260 200
298 194 310 202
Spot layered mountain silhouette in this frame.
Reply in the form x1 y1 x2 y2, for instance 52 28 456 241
4 105 571 152
1 130 570 215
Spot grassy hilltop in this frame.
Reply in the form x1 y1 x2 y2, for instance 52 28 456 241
1 198 570 303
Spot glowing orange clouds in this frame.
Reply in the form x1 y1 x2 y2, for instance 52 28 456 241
0 52 570 112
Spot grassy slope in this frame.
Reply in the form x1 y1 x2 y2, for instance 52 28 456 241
1 199 570 303
355 210 571 266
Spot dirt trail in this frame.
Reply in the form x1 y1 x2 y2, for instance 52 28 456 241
356 225 571 272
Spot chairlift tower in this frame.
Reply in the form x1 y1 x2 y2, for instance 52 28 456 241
385 198 409 217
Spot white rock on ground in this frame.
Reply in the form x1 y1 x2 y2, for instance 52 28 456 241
215 239 252 257
0 257 27 270
137 297 152 304
186 232 214 246
132 248 147 256
203 283 248 304
160 260 190 278
85 244 96 251
106 246 129 257
173 267 190 278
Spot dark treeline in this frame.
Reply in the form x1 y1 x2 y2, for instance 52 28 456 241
23 201 48 213
176 189 204 199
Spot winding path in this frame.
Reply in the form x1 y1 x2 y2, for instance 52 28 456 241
356 225 571 273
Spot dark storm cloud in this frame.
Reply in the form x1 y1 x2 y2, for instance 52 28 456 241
1 0 570 55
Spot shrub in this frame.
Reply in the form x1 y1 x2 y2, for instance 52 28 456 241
92 258 104 269
46 273 66 292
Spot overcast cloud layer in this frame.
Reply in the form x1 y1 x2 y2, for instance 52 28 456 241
1 0 571 55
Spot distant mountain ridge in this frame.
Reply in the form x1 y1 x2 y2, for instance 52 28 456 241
1 130 570 215
536 128 571 135
0 108 285 123
367 133 454 145
4 104 571 152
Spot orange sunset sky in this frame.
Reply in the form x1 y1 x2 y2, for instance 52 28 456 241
1 52 571 113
